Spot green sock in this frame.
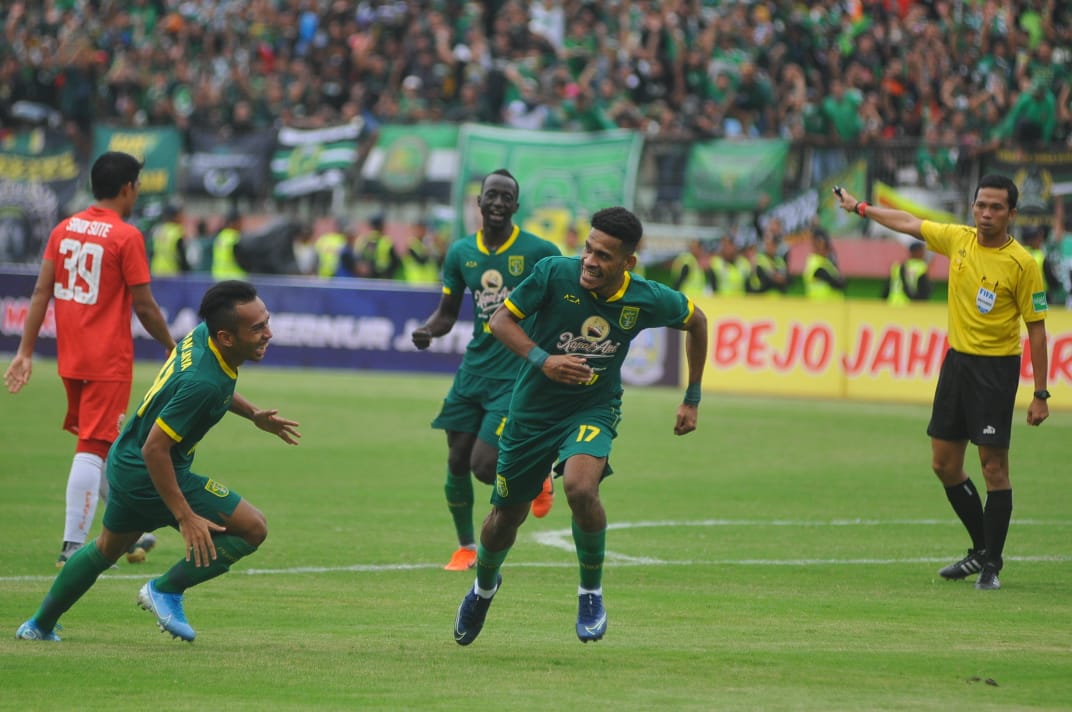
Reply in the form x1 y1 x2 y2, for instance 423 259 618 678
35 540 112 631
444 472 475 546
572 519 606 590
154 535 258 594
475 542 510 592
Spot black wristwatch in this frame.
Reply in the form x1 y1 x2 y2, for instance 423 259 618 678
1033 389 1051 400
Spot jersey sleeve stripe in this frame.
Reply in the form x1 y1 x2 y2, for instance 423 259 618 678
504 298 526 319
155 417 183 442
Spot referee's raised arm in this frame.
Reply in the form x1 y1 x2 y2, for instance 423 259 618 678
832 186 924 239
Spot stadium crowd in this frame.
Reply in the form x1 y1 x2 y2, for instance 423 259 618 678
2 0 1071 158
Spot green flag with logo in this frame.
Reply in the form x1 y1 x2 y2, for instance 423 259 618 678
453 125 643 242
361 123 459 201
271 121 363 199
683 139 789 212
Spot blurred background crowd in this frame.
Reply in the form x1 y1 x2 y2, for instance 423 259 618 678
2 0 1071 302
3 0 1070 154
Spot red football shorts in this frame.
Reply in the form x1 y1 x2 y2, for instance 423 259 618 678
61 377 132 444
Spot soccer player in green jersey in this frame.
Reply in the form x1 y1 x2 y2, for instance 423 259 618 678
452 206 709 645
834 176 1049 591
412 169 561 572
16 281 301 642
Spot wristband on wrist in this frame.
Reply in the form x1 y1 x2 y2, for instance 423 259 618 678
683 383 702 406
855 201 870 217
526 346 550 369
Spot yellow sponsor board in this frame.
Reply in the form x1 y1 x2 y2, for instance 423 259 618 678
693 296 1072 409
696 295 848 399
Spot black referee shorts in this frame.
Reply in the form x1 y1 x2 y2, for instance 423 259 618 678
927 348 1021 448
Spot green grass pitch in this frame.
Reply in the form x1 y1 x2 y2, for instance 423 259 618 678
1 362 1070 710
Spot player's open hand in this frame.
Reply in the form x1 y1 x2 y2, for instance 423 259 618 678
252 408 302 444
178 513 226 567
3 355 32 394
673 403 698 435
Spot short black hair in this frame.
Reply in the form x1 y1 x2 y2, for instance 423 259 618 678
975 174 1019 210
481 169 520 200
590 206 643 252
199 280 259 335
90 151 143 200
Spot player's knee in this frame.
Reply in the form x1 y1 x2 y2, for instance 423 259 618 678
446 452 470 477
979 459 1010 489
239 506 268 547
563 479 599 509
471 460 496 485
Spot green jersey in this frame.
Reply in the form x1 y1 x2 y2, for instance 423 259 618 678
108 322 237 492
441 225 560 379
503 256 695 422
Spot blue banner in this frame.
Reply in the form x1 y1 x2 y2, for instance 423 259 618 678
0 271 679 385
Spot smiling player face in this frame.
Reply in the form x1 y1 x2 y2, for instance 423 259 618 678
579 229 636 298
228 298 273 364
476 174 519 236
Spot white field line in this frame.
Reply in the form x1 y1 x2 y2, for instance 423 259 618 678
1 518 1069 583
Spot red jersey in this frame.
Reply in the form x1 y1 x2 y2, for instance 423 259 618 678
43 205 152 381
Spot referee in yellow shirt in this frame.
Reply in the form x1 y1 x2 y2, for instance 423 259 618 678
834 175 1049 591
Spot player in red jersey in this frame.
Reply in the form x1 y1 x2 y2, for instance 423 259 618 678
4 151 176 567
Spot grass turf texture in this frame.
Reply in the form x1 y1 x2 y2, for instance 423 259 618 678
1 362 1069 711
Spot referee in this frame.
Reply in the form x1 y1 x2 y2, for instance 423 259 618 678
834 175 1050 590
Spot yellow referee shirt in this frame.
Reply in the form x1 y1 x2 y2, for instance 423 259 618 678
921 221 1047 356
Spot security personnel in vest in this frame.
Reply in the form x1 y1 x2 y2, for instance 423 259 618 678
360 214 401 280
400 221 441 285
671 239 713 297
882 241 931 305
149 203 190 276
747 231 789 295
212 209 246 280
709 233 750 296
314 216 349 278
1021 226 1061 304
803 228 846 300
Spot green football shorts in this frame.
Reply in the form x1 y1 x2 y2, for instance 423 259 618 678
102 470 242 534
492 403 620 506
431 369 514 445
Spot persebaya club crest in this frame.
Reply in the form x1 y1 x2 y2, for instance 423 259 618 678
619 306 639 330
508 255 525 276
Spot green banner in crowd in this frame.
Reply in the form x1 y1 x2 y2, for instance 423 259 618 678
92 125 181 198
361 123 459 201
987 148 1072 231
271 121 363 199
0 128 82 263
453 125 643 243
683 139 789 212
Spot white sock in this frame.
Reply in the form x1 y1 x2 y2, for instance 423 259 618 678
474 579 499 599
63 453 104 544
578 586 603 596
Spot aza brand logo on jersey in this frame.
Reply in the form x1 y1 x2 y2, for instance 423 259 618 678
474 269 511 319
